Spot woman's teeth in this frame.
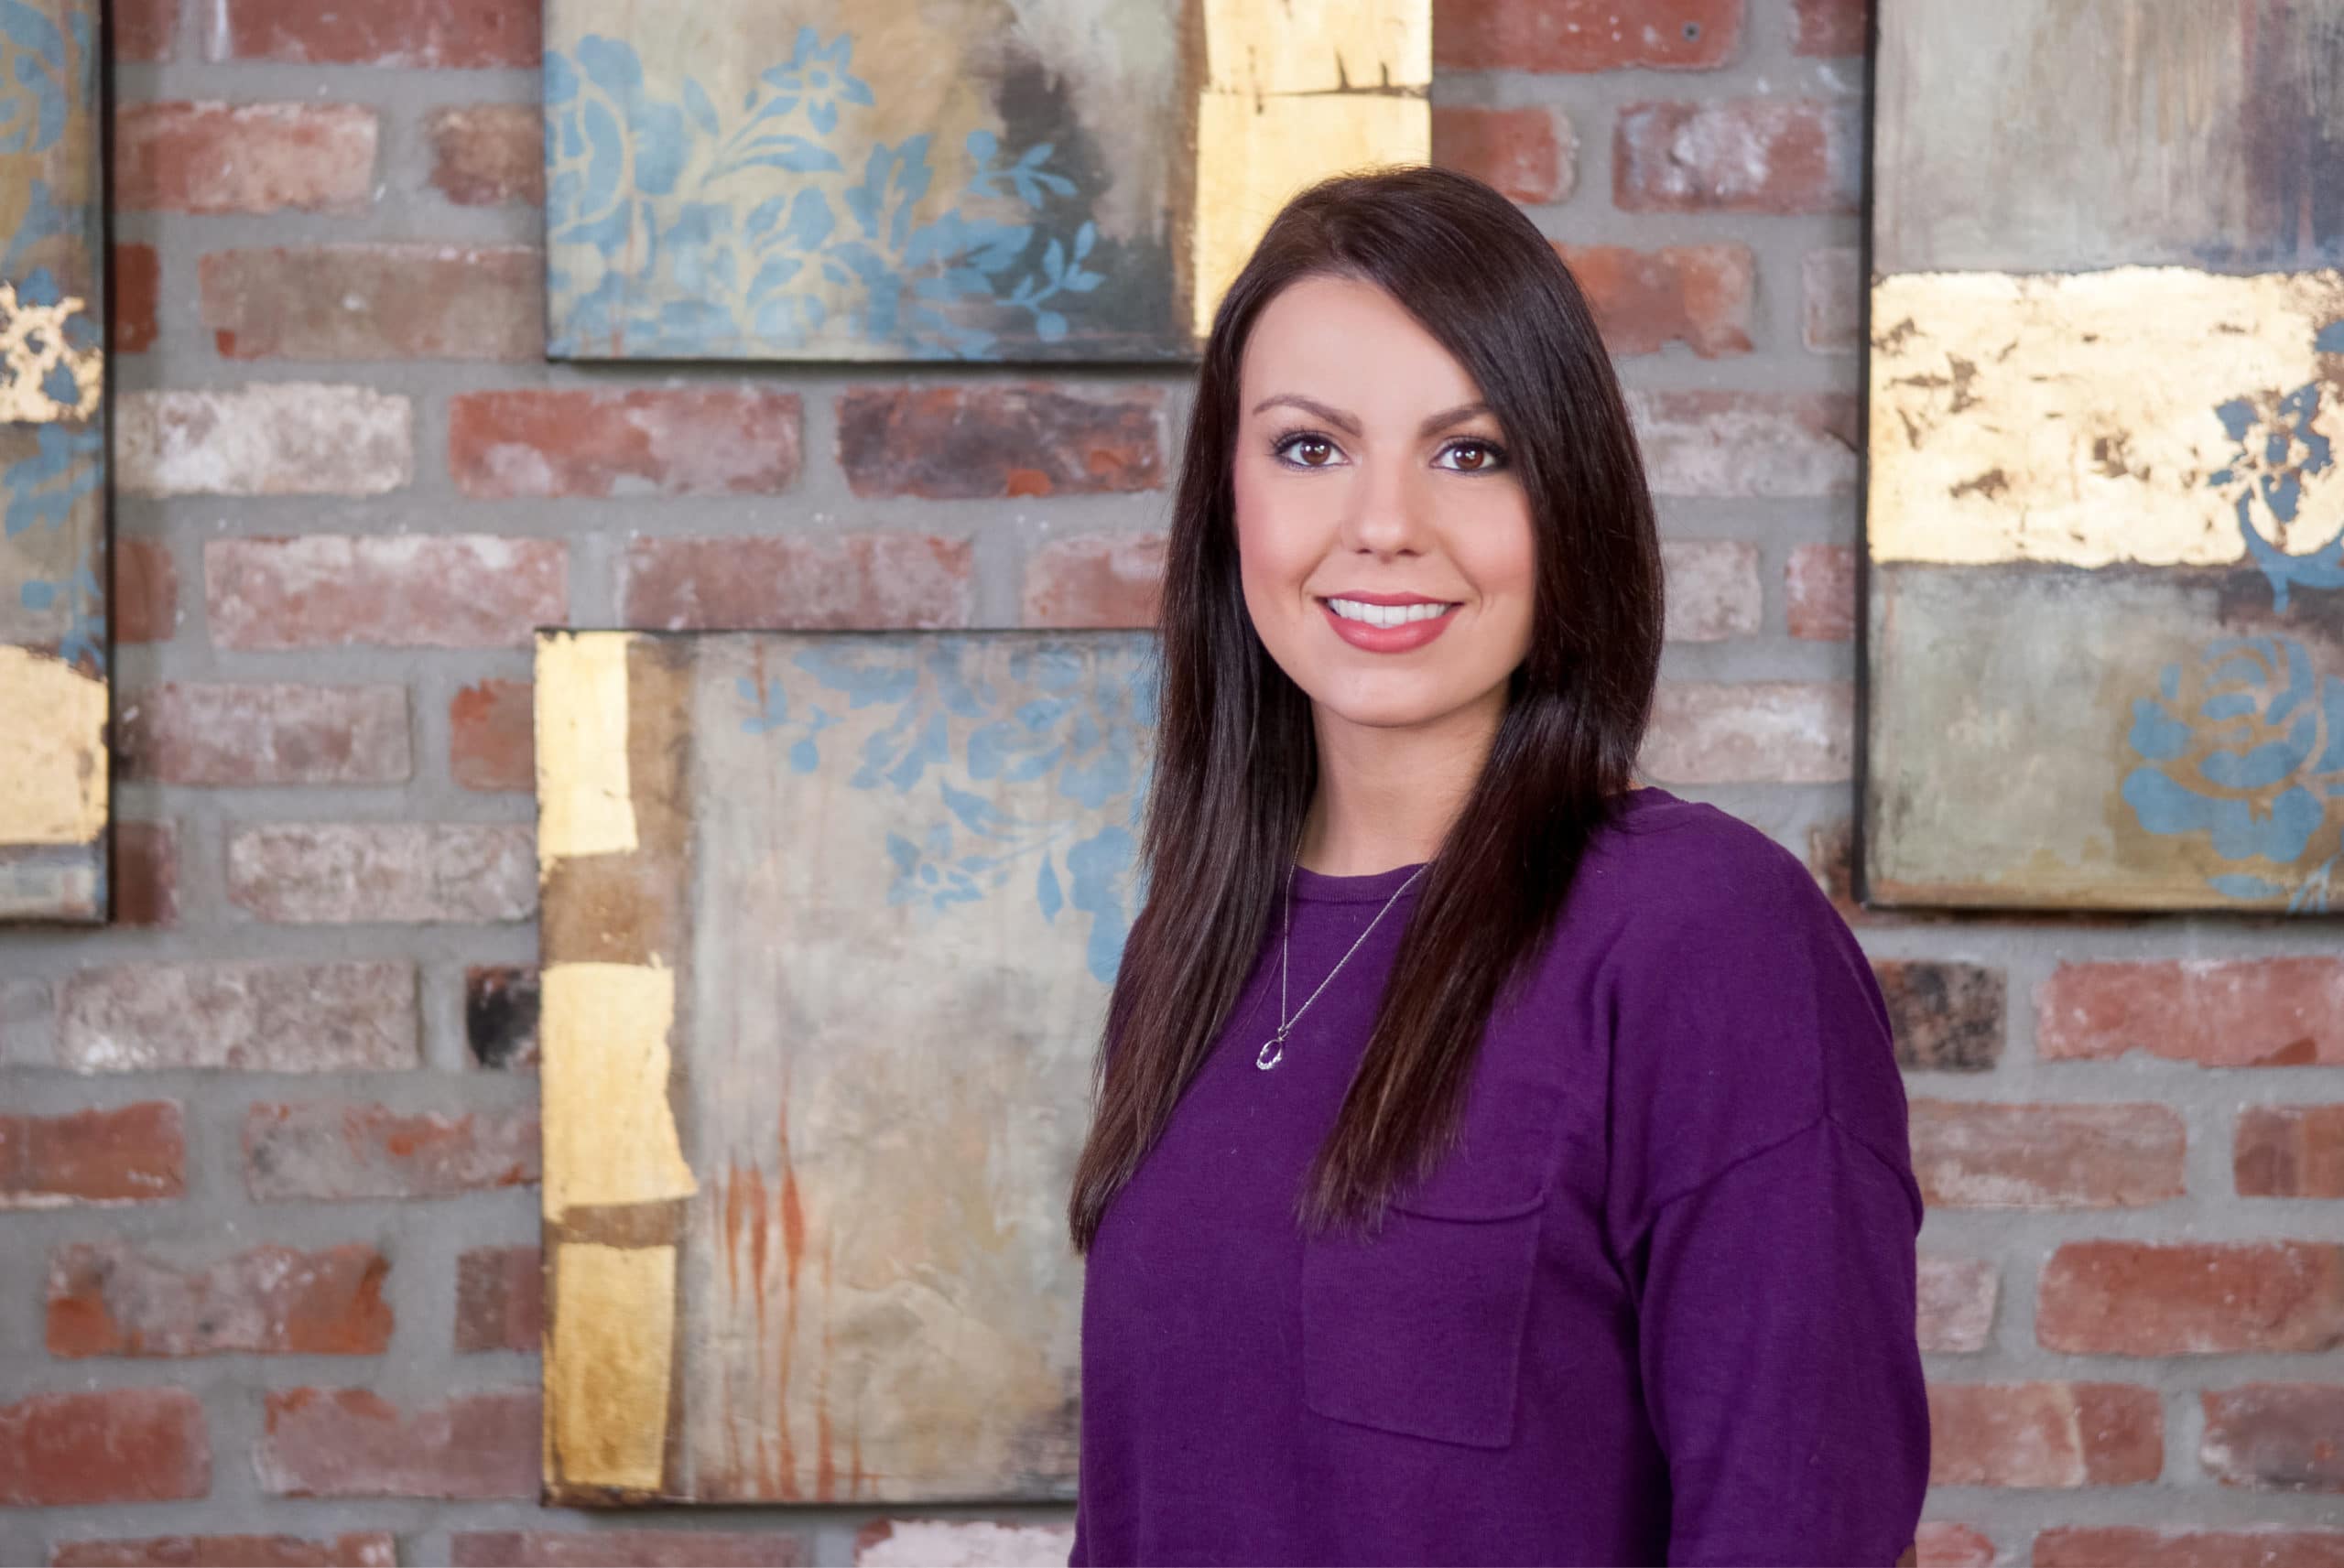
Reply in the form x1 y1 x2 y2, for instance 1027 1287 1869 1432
1324 598 1456 627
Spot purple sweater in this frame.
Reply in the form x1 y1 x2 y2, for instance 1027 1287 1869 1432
1070 785 1929 1565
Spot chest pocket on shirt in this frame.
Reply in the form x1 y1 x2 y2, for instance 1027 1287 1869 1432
1297 1077 1561 1449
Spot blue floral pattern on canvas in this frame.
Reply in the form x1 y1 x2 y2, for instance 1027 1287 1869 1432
737 637 1156 982
2119 331 2344 910
2205 328 2344 612
545 25 1109 360
2122 633 2344 912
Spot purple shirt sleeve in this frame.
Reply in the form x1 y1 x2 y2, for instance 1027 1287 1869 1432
1636 1116 1929 1564
1602 826 1929 1565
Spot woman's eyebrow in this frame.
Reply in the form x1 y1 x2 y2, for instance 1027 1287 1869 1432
1250 393 1493 438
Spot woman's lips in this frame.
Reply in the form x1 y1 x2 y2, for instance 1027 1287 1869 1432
1318 598 1460 653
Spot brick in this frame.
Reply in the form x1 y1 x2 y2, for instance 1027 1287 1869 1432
1914 1524 1996 1568
1786 542 1857 640
244 1102 539 1201
0 1389 208 1505
1794 0 1867 56
1627 391 1858 497
451 678 534 792
1433 0 1740 71
1430 105 1573 204
453 1534 804 1567
220 820 532 927
47 1242 391 1357
116 103 375 215
114 241 160 352
118 683 410 786
53 1536 397 1568
2039 1241 2344 1355
450 388 801 499
1803 246 1861 351
207 0 538 67
2201 1385 2344 1491
429 104 544 205
856 1522 1075 1567
1917 1255 1997 1352
455 1246 541 1353
1615 99 1861 214
1641 681 1852 784
1658 539 1760 641
228 824 536 925
113 0 176 61
622 534 974 632
113 537 177 643
1910 1101 2185 1210
2237 1106 2344 1198
1556 243 1753 358
117 384 413 496
1925 1382 2162 1487
465 964 539 1071
836 384 1163 499
1022 533 1166 629
205 535 566 651
2038 957 2344 1067
255 1388 538 1498
113 819 178 928
1873 960 2003 1071
0 1103 185 1207
60 962 418 1073
201 245 542 361
2036 1527 2344 1567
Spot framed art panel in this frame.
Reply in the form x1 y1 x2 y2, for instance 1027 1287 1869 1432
541 0 1428 361
535 629 1154 1504
0 0 105 922
1863 0 2344 912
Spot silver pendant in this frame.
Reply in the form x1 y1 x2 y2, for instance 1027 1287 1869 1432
1256 1030 1287 1070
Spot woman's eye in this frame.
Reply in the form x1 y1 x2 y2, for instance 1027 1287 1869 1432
1438 439 1507 472
1275 434 1340 468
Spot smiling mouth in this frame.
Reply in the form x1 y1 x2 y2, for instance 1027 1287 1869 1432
1319 597 1461 627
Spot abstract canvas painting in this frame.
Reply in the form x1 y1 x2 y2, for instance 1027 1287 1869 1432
535 629 1155 1504
0 0 104 922
1865 0 2344 912
542 0 1428 361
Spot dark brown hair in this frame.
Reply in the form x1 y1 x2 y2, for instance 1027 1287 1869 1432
1065 165 1663 1253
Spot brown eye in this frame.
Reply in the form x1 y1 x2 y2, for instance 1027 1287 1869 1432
1276 433 1339 468
1438 439 1507 473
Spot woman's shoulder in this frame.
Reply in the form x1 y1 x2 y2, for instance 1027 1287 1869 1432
1570 789 1911 1228
1575 784 1837 946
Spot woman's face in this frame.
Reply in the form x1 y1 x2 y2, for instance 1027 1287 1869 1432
1232 273 1537 742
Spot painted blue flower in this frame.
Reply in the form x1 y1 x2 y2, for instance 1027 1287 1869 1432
756 26 874 136
0 0 73 157
2207 335 2344 612
2122 634 2344 901
543 38 639 263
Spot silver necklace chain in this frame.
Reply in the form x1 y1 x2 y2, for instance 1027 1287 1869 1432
1256 860 1428 1070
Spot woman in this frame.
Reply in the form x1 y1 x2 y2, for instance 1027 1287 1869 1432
1061 166 1928 1566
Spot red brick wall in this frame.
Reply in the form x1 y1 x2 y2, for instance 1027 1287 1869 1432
2 0 2337 1562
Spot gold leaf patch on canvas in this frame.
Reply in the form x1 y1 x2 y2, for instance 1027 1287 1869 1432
1869 266 2344 568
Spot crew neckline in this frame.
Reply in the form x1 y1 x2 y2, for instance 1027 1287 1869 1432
1286 784 1673 903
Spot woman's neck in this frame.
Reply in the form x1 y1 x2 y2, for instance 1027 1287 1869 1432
1295 695 1502 877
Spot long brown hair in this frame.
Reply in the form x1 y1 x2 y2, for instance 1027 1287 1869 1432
1066 165 1664 1252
